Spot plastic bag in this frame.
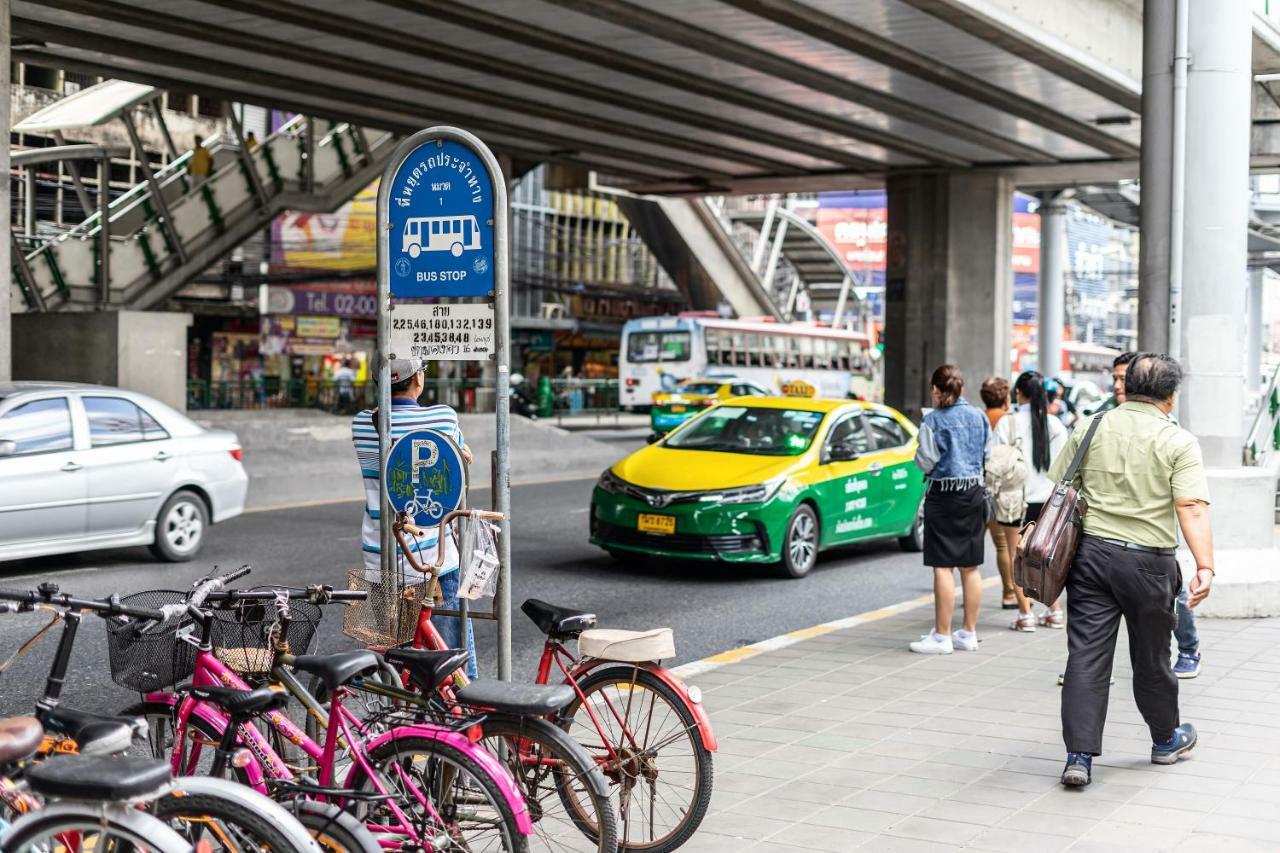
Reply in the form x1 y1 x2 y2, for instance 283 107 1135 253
458 512 501 600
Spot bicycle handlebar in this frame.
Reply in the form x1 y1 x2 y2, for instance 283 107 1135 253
0 587 166 621
394 509 504 577
205 585 368 605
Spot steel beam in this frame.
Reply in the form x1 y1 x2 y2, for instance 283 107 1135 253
20 4 809 177
120 108 187 265
150 99 180 160
10 232 45 311
12 20 743 183
225 101 269 209
544 0 1054 164
50 131 95 218
97 155 110 305
720 0 1139 159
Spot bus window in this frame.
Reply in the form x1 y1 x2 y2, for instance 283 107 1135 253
745 334 761 368
761 336 778 368
627 331 691 363
833 341 848 371
731 334 747 367
798 337 814 369
705 330 719 366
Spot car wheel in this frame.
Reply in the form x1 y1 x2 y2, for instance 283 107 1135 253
606 548 644 565
150 490 208 562
899 503 925 553
780 505 819 579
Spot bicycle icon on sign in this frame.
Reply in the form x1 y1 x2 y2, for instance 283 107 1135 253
403 488 445 522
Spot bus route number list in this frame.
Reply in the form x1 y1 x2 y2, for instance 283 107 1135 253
389 303 496 360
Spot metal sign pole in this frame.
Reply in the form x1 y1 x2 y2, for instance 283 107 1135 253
376 125 510 680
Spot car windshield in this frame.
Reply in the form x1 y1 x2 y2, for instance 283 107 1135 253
676 382 722 395
664 406 825 456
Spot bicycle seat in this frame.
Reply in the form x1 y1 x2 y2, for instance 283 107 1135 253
578 628 676 663
292 650 380 690
39 705 142 757
25 755 171 802
522 599 597 638
189 684 288 716
456 680 575 716
0 716 43 766
383 648 469 691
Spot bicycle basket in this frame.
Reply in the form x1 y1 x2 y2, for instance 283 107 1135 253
209 594 322 675
105 591 198 692
342 570 433 648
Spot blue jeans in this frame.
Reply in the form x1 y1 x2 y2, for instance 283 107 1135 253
1174 587 1199 655
431 570 478 678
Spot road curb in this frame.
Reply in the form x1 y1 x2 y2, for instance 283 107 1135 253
244 472 599 514
670 576 1000 680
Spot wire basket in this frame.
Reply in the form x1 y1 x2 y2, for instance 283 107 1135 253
209 596 322 675
343 570 434 648
106 590 198 693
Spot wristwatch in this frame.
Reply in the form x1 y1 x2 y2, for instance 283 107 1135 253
1197 566 1216 576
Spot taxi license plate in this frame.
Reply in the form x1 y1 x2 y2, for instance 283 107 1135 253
638 514 676 535
669 405 686 413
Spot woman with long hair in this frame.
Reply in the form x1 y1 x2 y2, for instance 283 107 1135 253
998 370 1070 631
910 365 990 654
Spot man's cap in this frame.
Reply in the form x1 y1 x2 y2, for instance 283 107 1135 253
389 358 424 382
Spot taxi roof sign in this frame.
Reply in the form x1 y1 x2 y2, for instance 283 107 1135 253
782 380 817 398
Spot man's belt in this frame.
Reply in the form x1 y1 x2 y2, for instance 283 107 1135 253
1086 535 1176 556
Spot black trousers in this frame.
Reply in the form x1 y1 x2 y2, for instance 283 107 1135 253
1062 536 1181 755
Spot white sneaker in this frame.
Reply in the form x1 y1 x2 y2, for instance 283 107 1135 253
1010 612 1037 633
1038 609 1065 629
952 630 979 651
909 631 954 654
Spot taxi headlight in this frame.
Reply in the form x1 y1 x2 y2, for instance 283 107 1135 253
597 469 626 494
700 478 785 505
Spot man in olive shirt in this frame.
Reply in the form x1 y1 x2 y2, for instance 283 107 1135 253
1049 354 1216 788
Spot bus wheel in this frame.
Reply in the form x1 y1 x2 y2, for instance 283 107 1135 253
451 242 463 256
409 243 421 259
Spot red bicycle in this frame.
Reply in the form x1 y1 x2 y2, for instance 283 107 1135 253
366 514 717 853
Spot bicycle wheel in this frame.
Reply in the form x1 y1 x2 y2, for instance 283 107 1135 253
286 800 382 853
2 807 190 853
479 713 619 853
345 732 531 853
152 790 304 852
563 667 713 853
123 700 254 784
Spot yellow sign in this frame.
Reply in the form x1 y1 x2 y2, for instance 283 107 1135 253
638 514 676 535
783 380 817 398
295 315 341 338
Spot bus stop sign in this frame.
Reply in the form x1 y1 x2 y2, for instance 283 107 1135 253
387 139 494 299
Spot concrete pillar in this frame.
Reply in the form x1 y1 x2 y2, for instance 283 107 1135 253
1138 0 1173 353
1038 196 1067 379
884 172 1013 420
1247 267 1265 393
1178 0 1252 466
0 0 11 383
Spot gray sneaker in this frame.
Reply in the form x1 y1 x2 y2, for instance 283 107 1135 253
1151 723 1197 765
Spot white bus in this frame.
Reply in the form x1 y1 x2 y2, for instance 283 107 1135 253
403 215 482 258
619 315 880 410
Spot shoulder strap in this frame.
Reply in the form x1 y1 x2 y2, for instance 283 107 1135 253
1061 413 1105 484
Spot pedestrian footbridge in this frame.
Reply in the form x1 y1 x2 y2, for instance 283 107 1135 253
11 81 399 313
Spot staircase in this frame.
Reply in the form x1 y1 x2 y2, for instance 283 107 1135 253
11 116 400 312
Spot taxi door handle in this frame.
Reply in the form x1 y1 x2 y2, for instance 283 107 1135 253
153 451 172 462
867 461 884 475
60 461 82 473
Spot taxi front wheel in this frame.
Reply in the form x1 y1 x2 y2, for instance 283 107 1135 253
780 505 819 579
899 504 925 553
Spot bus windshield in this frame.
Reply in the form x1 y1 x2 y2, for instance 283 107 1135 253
627 331 691 363
664 407 824 456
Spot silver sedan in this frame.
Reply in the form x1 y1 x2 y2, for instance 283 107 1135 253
0 382 248 562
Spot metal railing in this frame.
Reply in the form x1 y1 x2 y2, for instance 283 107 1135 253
1244 360 1280 465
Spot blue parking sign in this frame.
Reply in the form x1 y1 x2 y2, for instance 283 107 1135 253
387 139 494 299
383 429 467 525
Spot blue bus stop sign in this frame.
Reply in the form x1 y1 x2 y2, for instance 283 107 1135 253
386 139 495 299
383 429 467 525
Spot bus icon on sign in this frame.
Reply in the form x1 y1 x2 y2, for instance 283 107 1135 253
403 215 482 259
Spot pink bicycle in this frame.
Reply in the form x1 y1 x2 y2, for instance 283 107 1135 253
116 567 533 853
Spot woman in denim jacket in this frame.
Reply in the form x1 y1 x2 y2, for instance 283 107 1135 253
910 364 991 655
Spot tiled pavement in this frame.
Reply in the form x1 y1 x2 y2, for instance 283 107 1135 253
680 584 1280 852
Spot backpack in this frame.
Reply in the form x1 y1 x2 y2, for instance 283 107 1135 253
1015 414 1106 605
984 415 1028 525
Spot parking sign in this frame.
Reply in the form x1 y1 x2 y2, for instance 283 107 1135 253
386 139 494 299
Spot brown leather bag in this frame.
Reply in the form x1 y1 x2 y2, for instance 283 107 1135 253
1014 414 1105 605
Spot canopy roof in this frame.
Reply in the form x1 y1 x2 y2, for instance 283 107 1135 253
14 79 156 133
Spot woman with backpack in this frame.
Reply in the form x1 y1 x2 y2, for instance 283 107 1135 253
997 370 1070 632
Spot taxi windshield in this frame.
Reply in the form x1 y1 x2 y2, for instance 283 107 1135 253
664 407 824 456
676 382 722 395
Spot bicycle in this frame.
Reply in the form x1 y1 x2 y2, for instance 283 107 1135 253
0 584 322 853
0 716 191 853
385 513 716 853
120 568 532 852
403 487 446 521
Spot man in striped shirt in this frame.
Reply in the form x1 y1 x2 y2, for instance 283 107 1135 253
352 358 476 676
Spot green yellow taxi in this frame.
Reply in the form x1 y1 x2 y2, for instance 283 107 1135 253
591 395 927 578
649 378 773 435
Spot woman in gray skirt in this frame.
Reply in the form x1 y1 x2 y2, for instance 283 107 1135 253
909 364 991 654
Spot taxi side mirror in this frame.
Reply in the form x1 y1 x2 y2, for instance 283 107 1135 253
825 444 860 463
0 440 15 458
646 432 661 445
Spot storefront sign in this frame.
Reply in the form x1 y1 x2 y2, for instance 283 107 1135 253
267 285 378 319
385 139 494 299
383 428 466 524
388 302 495 361
295 315 341 338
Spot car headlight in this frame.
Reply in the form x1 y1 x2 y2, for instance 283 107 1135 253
597 469 626 494
699 478 785 505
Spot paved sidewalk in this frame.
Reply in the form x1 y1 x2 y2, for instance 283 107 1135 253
681 584 1280 852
